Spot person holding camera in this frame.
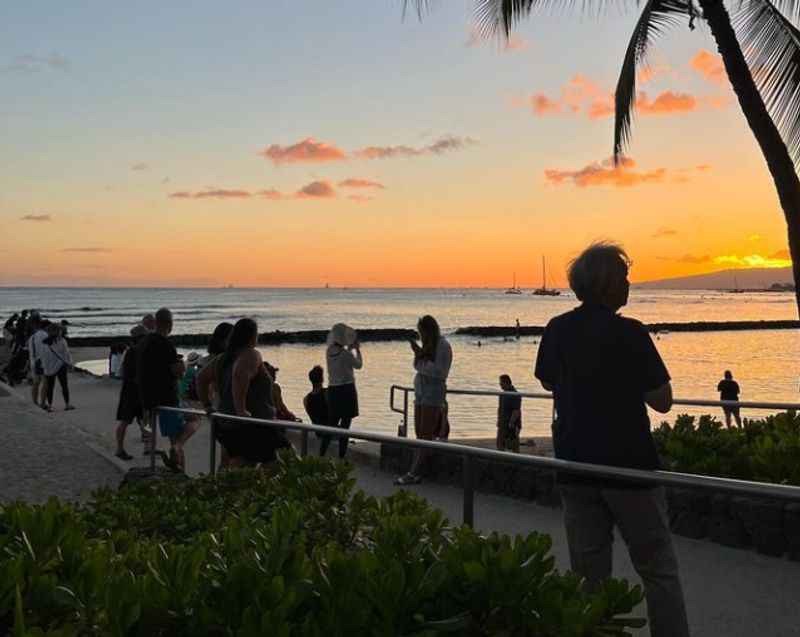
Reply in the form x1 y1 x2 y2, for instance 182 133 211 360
323 323 362 458
396 314 452 485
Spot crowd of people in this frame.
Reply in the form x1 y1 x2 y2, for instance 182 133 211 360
2 310 74 411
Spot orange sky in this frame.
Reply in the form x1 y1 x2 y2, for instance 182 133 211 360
1 5 795 288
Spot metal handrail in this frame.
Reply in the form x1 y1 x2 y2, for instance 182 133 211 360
389 383 800 412
156 404 800 528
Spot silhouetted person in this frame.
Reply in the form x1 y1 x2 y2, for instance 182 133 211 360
717 370 742 428
535 242 689 637
496 374 521 452
324 323 362 459
515 318 521 340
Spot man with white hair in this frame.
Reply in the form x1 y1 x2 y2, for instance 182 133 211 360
535 242 689 637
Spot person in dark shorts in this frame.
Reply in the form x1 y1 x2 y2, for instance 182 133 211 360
324 323 362 458
197 318 290 468
137 308 186 469
717 370 742 428
496 374 522 452
114 325 149 460
535 242 689 637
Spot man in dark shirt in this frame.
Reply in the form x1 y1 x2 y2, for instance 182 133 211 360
496 374 522 452
137 308 185 466
717 370 742 428
534 242 689 637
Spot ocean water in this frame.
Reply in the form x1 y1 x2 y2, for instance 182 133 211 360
2 287 799 438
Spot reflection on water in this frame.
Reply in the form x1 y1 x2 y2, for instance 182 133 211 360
81 328 800 439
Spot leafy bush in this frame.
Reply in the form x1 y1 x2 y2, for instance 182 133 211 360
654 411 800 485
0 455 645 636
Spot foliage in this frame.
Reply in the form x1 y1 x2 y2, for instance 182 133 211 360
0 454 645 636
654 411 800 485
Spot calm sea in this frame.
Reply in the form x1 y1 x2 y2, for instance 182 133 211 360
2 287 798 438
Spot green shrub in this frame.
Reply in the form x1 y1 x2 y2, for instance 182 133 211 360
0 454 645 636
654 411 800 485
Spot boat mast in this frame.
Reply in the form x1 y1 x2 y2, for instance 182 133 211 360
542 256 546 291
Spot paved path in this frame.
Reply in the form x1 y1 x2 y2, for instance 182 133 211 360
12 373 800 636
0 380 120 503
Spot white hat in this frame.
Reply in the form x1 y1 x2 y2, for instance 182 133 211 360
187 351 201 365
327 323 356 347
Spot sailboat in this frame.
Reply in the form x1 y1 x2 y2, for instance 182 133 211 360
504 272 522 295
532 256 561 296
727 273 745 294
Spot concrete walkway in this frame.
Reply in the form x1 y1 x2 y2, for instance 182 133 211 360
6 373 800 636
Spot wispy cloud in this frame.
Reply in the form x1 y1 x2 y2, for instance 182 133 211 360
258 189 285 200
338 178 385 189
20 214 52 222
169 189 252 199
652 227 678 239
353 135 477 160
260 138 347 165
296 180 336 199
519 72 726 120
690 50 725 85
62 247 112 253
544 157 668 188
3 53 70 73
771 249 790 259
131 162 148 171
748 234 762 242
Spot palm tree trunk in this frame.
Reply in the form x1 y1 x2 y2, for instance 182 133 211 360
699 0 800 315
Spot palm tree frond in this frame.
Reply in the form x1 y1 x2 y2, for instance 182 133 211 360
733 0 800 162
401 0 437 21
474 1 536 37
614 0 690 163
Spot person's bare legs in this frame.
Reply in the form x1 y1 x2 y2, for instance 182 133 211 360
173 417 200 469
115 420 133 457
31 375 43 406
723 408 732 429
733 409 742 428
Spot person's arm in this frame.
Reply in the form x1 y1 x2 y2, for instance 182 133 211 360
196 361 216 409
645 382 673 413
509 408 521 430
414 340 452 379
232 349 261 417
62 340 73 367
349 346 363 370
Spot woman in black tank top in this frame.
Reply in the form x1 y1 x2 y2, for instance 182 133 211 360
197 318 290 467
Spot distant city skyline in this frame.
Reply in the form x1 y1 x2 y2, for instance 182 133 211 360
1 2 792 287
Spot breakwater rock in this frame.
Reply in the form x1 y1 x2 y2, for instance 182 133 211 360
456 319 800 338
66 328 417 348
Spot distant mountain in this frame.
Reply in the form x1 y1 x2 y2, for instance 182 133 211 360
635 267 794 290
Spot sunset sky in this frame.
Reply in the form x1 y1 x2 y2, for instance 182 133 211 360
1 1 794 287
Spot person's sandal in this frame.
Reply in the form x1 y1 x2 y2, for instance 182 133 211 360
115 450 133 461
394 473 421 486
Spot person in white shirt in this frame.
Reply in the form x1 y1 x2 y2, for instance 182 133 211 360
26 314 48 407
323 323 362 458
40 323 74 412
396 315 453 485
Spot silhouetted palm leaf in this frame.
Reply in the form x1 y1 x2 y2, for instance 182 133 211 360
733 0 800 161
614 0 690 162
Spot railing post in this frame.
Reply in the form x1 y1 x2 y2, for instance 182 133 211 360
149 409 158 473
300 430 309 457
209 414 217 476
462 454 474 528
402 390 409 438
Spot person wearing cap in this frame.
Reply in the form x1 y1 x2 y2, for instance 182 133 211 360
323 323 362 458
141 313 156 333
114 324 149 460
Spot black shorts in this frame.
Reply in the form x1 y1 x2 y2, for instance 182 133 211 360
723 406 740 417
216 420 290 464
116 381 143 423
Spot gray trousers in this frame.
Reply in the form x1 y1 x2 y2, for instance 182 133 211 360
560 485 690 637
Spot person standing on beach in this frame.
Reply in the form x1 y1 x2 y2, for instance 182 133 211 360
496 374 521 453
396 315 452 485
303 365 328 428
535 242 689 637
114 325 149 460
27 314 48 407
717 370 742 428
40 323 74 412
323 323 362 458
137 308 186 470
